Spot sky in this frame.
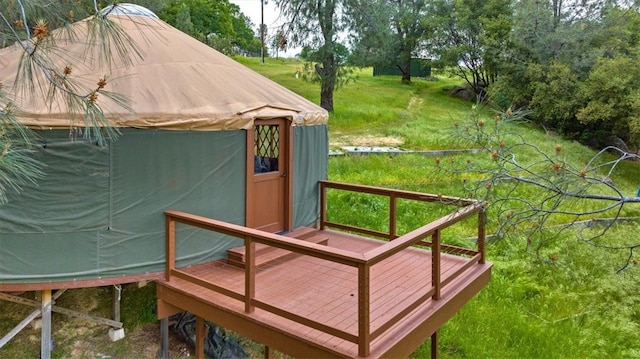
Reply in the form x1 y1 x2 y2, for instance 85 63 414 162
229 0 300 57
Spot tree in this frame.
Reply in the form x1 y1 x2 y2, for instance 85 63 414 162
444 105 640 272
0 1 142 203
489 1 640 149
431 0 512 96
275 0 347 111
228 3 261 55
348 0 434 82
175 3 196 37
526 61 581 138
576 56 640 146
158 0 259 55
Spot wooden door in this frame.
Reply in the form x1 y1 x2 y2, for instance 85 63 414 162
245 119 291 232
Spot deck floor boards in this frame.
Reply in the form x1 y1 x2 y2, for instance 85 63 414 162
157 228 490 358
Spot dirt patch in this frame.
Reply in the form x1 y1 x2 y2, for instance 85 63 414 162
0 288 289 358
330 134 404 148
0 289 191 359
407 95 423 110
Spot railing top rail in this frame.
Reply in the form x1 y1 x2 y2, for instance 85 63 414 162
164 210 367 266
364 202 485 265
320 180 480 207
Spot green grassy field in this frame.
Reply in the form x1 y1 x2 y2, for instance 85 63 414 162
238 57 640 358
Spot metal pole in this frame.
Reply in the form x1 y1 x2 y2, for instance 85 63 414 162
159 318 169 359
260 0 265 64
41 290 52 359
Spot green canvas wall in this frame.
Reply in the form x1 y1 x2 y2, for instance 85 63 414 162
0 125 328 284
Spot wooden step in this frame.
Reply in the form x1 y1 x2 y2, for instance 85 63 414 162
226 227 327 269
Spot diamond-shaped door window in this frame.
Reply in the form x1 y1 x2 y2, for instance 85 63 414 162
254 125 279 173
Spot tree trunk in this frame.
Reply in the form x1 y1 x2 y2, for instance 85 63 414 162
401 59 411 82
320 54 336 112
320 82 334 112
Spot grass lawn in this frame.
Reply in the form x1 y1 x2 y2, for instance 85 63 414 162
1 56 638 359
239 57 640 358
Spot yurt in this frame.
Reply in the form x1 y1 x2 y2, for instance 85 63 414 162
0 4 329 290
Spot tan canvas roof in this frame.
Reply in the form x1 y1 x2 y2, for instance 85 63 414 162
0 8 328 130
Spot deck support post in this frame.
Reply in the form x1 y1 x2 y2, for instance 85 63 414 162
264 345 273 359
431 331 438 359
113 284 122 322
195 316 207 359
108 284 126 341
159 317 169 359
41 289 52 359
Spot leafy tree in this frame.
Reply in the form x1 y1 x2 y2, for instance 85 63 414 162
229 3 260 54
272 29 287 58
276 0 348 111
491 1 640 148
493 0 606 102
298 42 355 90
348 0 433 82
0 1 142 203
175 3 196 37
576 56 640 146
526 61 581 137
431 0 512 96
158 0 259 54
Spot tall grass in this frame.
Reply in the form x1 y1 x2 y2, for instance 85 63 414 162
241 57 640 358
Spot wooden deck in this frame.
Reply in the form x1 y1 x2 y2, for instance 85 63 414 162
157 181 492 358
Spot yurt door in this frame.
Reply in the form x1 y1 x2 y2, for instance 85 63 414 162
246 119 291 232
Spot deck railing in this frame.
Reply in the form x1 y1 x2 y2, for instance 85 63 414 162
165 181 486 357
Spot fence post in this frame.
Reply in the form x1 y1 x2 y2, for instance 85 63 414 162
389 193 397 240
245 236 256 313
478 207 487 265
320 182 326 230
432 229 441 300
358 263 371 357
165 214 175 281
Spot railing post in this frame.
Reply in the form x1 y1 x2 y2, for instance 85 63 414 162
389 193 397 240
165 214 176 281
358 263 371 357
195 316 207 359
245 236 256 313
432 229 441 300
320 181 326 230
478 208 487 265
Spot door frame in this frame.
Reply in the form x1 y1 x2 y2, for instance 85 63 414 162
245 118 294 232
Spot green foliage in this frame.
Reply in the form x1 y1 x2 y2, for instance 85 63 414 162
276 0 348 111
431 0 512 94
157 0 258 55
491 2 640 149
443 102 640 273
299 43 357 91
0 1 146 202
348 0 434 82
0 104 44 204
121 282 158 328
577 56 640 145
527 61 580 134
414 232 640 358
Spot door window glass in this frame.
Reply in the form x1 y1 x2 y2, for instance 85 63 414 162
254 124 279 173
